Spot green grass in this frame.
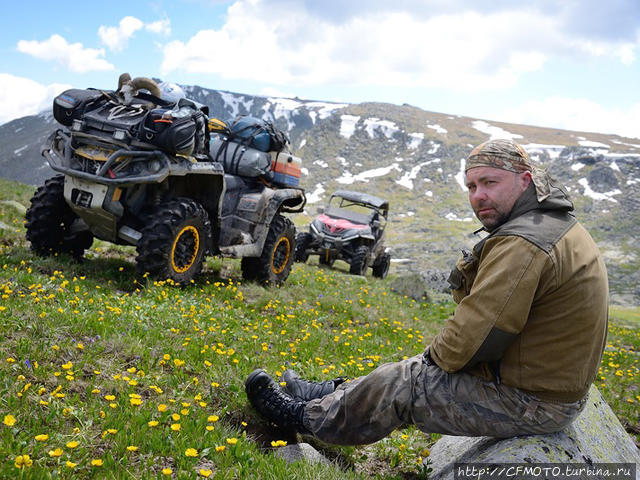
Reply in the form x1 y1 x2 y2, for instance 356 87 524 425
1 180 638 478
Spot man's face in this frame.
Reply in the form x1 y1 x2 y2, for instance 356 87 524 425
465 166 531 229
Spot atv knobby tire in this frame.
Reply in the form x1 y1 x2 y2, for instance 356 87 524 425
25 175 94 258
241 214 295 286
294 232 312 263
349 245 371 276
136 198 210 285
372 252 391 279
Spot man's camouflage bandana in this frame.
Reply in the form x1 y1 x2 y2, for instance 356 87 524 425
465 139 552 202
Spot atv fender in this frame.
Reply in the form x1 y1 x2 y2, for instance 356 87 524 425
219 188 305 257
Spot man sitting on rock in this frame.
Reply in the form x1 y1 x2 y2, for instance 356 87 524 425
245 139 609 444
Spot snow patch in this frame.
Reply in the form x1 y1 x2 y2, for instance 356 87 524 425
612 140 640 149
363 118 399 140
305 101 349 120
407 132 424 150
220 91 251 119
306 183 326 204
336 156 349 167
578 178 621 202
571 162 585 171
455 158 467 191
313 160 328 168
299 139 307 149
472 120 522 140
301 167 309 176
425 191 433 197
521 143 565 160
445 213 473 222
610 161 620 172
337 163 401 184
340 115 360 139
427 124 447 134
578 140 610 148
395 159 441 190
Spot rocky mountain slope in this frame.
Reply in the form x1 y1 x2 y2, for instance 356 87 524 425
1 84 638 304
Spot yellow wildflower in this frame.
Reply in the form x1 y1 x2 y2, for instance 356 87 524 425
48 448 64 457
185 447 198 457
14 454 33 469
91 459 103 466
162 468 173 475
66 440 79 449
35 434 49 441
3 414 16 426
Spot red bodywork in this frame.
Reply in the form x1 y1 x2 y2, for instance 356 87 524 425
318 214 368 234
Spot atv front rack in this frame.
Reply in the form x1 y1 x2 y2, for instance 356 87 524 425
43 129 223 186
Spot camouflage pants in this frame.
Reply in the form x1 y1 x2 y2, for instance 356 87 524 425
303 353 586 445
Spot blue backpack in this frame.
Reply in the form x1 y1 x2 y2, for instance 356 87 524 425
228 116 289 152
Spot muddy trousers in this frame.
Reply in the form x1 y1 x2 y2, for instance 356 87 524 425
303 353 586 446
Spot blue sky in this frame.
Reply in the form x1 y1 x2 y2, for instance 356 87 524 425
1 0 639 138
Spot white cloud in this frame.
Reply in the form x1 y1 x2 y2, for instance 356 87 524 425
0 74 71 125
498 97 640 139
98 16 144 51
145 19 171 36
99 16 171 51
17 34 114 73
160 1 638 91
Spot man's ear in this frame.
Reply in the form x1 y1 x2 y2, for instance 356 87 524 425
519 171 533 191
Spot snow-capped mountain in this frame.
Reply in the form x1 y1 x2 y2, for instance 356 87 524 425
1 84 638 304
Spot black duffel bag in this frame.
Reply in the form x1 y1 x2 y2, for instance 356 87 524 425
139 106 208 157
53 88 108 126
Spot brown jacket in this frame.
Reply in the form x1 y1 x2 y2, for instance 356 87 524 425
430 183 608 402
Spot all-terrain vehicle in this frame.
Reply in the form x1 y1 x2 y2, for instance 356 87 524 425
25 75 306 286
295 190 391 278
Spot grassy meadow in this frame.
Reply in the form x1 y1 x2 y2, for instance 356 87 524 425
0 177 638 479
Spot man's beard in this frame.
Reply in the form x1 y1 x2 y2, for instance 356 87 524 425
474 204 510 230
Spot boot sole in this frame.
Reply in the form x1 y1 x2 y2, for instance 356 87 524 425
245 368 270 394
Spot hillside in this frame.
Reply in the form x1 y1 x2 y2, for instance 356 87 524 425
0 179 638 477
0 85 639 305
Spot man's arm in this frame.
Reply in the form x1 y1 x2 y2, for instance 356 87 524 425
430 235 548 372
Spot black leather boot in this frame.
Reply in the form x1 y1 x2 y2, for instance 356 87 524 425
282 369 345 401
245 369 309 433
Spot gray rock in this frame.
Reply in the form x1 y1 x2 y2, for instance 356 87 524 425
274 442 330 465
390 273 431 301
422 268 452 294
427 386 640 480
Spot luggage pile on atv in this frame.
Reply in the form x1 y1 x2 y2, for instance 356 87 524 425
25 74 306 286
295 190 391 278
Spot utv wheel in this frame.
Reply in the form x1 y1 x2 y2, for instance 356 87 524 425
349 245 371 276
136 198 210 285
25 175 93 258
372 252 391 279
294 232 312 263
241 214 295 286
